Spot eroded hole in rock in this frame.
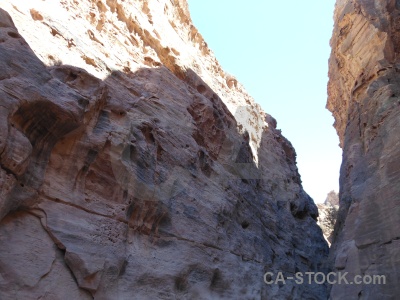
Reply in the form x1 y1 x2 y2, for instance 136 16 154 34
196 84 206 93
11 100 79 146
241 220 249 229
67 71 78 81
7 31 20 38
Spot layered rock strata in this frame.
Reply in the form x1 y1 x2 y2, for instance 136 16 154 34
328 0 400 298
1 1 328 299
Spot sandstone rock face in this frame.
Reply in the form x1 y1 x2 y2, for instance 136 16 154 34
0 1 327 299
328 0 400 298
317 191 339 245
324 190 339 207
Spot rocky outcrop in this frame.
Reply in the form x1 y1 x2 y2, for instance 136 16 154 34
317 191 339 245
328 0 400 298
0 1 328 299
325 190 339 207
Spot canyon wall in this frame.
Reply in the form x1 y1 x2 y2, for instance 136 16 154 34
328 0 400 298
0 1 328 299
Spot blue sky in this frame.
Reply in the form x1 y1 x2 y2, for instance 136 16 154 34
187 0 340 203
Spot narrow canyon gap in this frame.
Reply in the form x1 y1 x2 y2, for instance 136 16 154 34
1 0 399 299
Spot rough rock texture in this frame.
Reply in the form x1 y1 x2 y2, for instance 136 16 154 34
1 1 328 299
317 191 339 245
328 0 400 298
324 190 339 207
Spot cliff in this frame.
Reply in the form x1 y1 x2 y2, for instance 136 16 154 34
0 1 328 299
328 0 400 298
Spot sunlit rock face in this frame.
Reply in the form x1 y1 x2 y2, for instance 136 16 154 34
317 191 339 245
328 0 400 298
0 1 327 299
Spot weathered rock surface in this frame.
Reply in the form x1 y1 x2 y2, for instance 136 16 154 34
0 1 328 299
317 191 339 245
328 0 400 298
324 190 339 207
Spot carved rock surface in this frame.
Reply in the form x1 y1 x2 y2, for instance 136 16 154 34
328 0 400 298
0 1 327 299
